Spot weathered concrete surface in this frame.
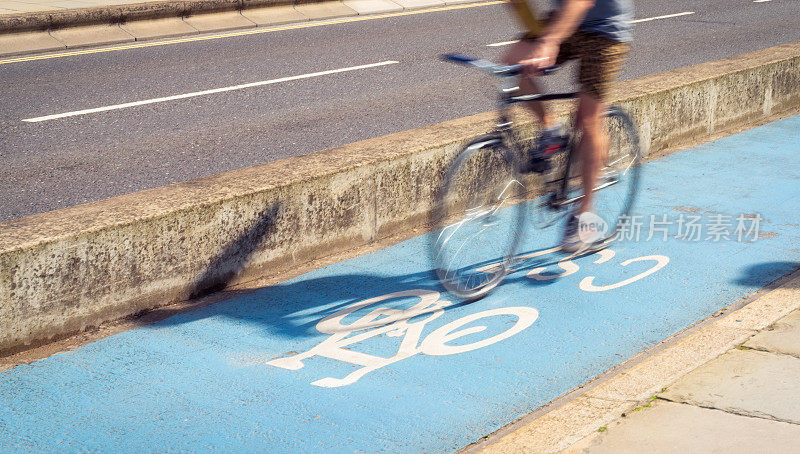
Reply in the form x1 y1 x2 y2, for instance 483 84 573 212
391 0 444 10
583 324 753 402
293 1 356 20
661 349 800 424
0 0 273 34
481 397 636 454
718 280 800 331
49 23 134 47
565 400 800 454
343 0 403 15
119 16 199 39
1 42 800 353
240 5 306 25
182 10 255 31
745 309 800 356
0 30 64 56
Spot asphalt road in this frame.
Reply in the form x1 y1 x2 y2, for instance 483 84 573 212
1 0 799 221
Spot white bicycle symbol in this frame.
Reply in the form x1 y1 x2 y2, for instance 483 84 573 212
267 289 539 388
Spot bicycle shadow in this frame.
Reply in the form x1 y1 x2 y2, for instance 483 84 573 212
476 245 608 289
145 197 575 343
152 244 573 341
165 270 493 339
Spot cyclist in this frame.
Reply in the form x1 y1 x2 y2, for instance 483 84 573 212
503 0 633 252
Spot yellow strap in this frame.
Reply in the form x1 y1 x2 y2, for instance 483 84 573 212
509 0 544 38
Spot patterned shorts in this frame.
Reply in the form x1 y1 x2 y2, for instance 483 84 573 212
526 29 630 101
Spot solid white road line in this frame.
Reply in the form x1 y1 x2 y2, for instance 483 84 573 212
486 11 696 47
23 60 400 123
753 0 771 3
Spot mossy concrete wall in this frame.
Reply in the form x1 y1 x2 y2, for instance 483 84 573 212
1 41 799 353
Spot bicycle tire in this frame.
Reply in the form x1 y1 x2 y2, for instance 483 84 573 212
591 105 642 243
429 133 528 300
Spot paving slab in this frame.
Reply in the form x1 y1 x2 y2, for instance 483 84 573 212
0 30 65 56
49 24 134 48
241 5 308 26
565 400 800 454
120 17 198 40
391 0 445 10
31 0 98 6
182 11 256 33
343 0 403 15
293 1 357 20
0 1 56 12
744 309 800 356
661 349 800 424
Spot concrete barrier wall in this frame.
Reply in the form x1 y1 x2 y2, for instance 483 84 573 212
1 42 799 353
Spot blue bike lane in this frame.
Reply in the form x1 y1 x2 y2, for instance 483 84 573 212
2 115 799 452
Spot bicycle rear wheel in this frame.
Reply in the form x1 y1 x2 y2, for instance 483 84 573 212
429 134 529 300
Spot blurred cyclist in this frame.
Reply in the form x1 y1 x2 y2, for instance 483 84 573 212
504 0 633 252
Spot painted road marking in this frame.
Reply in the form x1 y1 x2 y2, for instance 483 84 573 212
0 1 505 66
1 115 798 451
486 11 696 47
267 289 539 387
631 11 695 23
22 61 398 122
754 0 771 3
487 40 519 47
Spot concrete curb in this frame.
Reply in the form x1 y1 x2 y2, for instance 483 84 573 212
1 42 799 354
1 0 283 33
473 270 800 453
0 0 469 57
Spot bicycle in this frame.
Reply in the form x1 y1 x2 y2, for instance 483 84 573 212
429 54 642 300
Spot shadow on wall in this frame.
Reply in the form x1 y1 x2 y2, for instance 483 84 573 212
732 261 800 290
189 202 283 299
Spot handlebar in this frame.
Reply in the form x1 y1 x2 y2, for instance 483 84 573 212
441 53 558 76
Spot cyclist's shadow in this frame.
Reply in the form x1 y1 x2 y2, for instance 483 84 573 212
156 265 479 341
485 245 598 288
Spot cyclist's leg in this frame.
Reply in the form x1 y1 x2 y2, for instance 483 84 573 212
575 92 606 213
574 32 630 213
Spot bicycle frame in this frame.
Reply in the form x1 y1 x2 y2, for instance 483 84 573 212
468 58 624 212
480 61 581 213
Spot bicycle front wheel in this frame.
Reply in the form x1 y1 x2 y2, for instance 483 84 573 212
592 105 642 242
429 134 529 300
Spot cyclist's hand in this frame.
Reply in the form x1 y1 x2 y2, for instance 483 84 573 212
520 39 559 74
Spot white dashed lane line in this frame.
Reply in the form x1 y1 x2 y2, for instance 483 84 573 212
22 61 399 122
486 11 696 47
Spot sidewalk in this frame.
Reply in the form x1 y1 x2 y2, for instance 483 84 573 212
478 271 800 453
0 0 476 57
567 308 800 453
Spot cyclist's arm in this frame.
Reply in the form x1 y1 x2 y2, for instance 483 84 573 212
507 0 595 71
